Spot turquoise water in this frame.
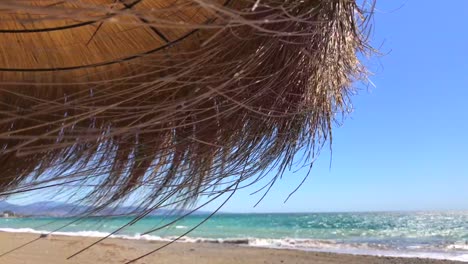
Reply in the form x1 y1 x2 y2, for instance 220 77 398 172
1 212 468 261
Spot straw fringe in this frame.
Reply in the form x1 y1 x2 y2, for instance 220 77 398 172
0 0 373 212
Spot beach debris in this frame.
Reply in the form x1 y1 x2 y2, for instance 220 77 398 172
39 233 52 240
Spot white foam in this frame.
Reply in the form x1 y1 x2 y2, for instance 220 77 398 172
248 238 468 262
1 228 468 262
0 228 167 241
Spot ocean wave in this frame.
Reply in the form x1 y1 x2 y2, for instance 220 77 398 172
248 238 468 261
1 227 468 262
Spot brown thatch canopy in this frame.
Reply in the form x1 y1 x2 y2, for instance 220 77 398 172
0 0 372 212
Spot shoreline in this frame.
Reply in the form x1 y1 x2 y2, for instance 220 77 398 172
0 232 466 264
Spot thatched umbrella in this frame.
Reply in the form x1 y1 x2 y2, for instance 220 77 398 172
0 0 372 213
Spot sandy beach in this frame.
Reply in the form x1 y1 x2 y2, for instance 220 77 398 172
0 232 463 264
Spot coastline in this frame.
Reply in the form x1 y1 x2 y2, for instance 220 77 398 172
0 232 465 264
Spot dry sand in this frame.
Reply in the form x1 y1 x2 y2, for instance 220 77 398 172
0 232 463 264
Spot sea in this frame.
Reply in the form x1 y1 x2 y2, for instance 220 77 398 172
1 211 468 262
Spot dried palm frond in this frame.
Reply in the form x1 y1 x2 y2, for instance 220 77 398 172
0 0 373 213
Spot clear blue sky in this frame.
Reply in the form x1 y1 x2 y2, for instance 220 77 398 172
208 1 468 213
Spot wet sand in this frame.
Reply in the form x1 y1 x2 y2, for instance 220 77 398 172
0 232 464 264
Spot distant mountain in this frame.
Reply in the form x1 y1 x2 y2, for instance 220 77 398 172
0 201 209 217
